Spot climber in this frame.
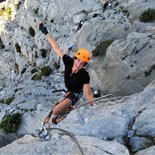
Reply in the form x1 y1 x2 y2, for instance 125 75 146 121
39 23 95 124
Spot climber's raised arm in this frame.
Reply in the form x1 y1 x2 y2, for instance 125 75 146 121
39 23 64 58
46 33 64 58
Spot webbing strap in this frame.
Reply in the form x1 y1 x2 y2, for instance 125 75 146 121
52 89 66 93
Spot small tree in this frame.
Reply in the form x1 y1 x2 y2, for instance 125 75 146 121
40 49 47 58
140 8 155 22
41 66 52 76
15 43 21 53
0 113 21 133
29 27 35 37
31 68 38 74
0 0 6 2
14 2 21 10
6 96 14 105
6 7 11 20
33 8 39 14
0 99 4 104
31 73 42 80
92 40 113 57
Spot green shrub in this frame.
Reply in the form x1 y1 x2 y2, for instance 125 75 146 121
31 73 42 80
14 2 21 10
122 9 129 17
0 113 21 133
41 66 52 76
40 49 47 58
29 27 35 37
31 66 52 80
0 9 5 16
140 8 155 22
0 6 11 20
119 5 124 10
33 8 39 14
92 40 113 57
0 37 5 49
53 62 60 70
15 43 21 53
1 5 5 10
1 45 5 49
31 68 38 74
51 19 54 23
6 96 14 105
21 68 26 74
0 0 6 2
6 7 11 20
0 99 4 104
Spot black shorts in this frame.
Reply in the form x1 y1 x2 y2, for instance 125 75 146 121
65 91 83 105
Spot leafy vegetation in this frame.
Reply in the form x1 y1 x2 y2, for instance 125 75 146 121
1 44 5 49
31 73 42 80
29 27 35 37
0 0 6 2
15 43 21 53
122 9 129 17
0 37 5 49
40 49 47 58
14 2 21 10
140 8 155 22
6 7 11 20
31 68 38 74
41 66 52 76
0 113 21 133
0 10 5 16
21 68 26 74
1 5 5 10
6 96 14 105
92 40 113 57
31 66 52 80
0 6 6 15
0 7 12 20
0 99 4 104
33 8 39 14
51 19 54 23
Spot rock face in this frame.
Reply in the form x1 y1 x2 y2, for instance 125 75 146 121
119 0 155 20
1 0 155 95
1 78 155 154
0 133 22 148
0 0 131 89
90 31 155 95
58 80 155 153
0 0 155 154
0 134 130 155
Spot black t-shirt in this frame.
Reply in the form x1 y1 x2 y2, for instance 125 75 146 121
62 54 90 93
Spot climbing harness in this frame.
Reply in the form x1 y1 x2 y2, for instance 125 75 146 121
42 89 116 125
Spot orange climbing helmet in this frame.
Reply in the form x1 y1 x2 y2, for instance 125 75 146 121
74 48 91 63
